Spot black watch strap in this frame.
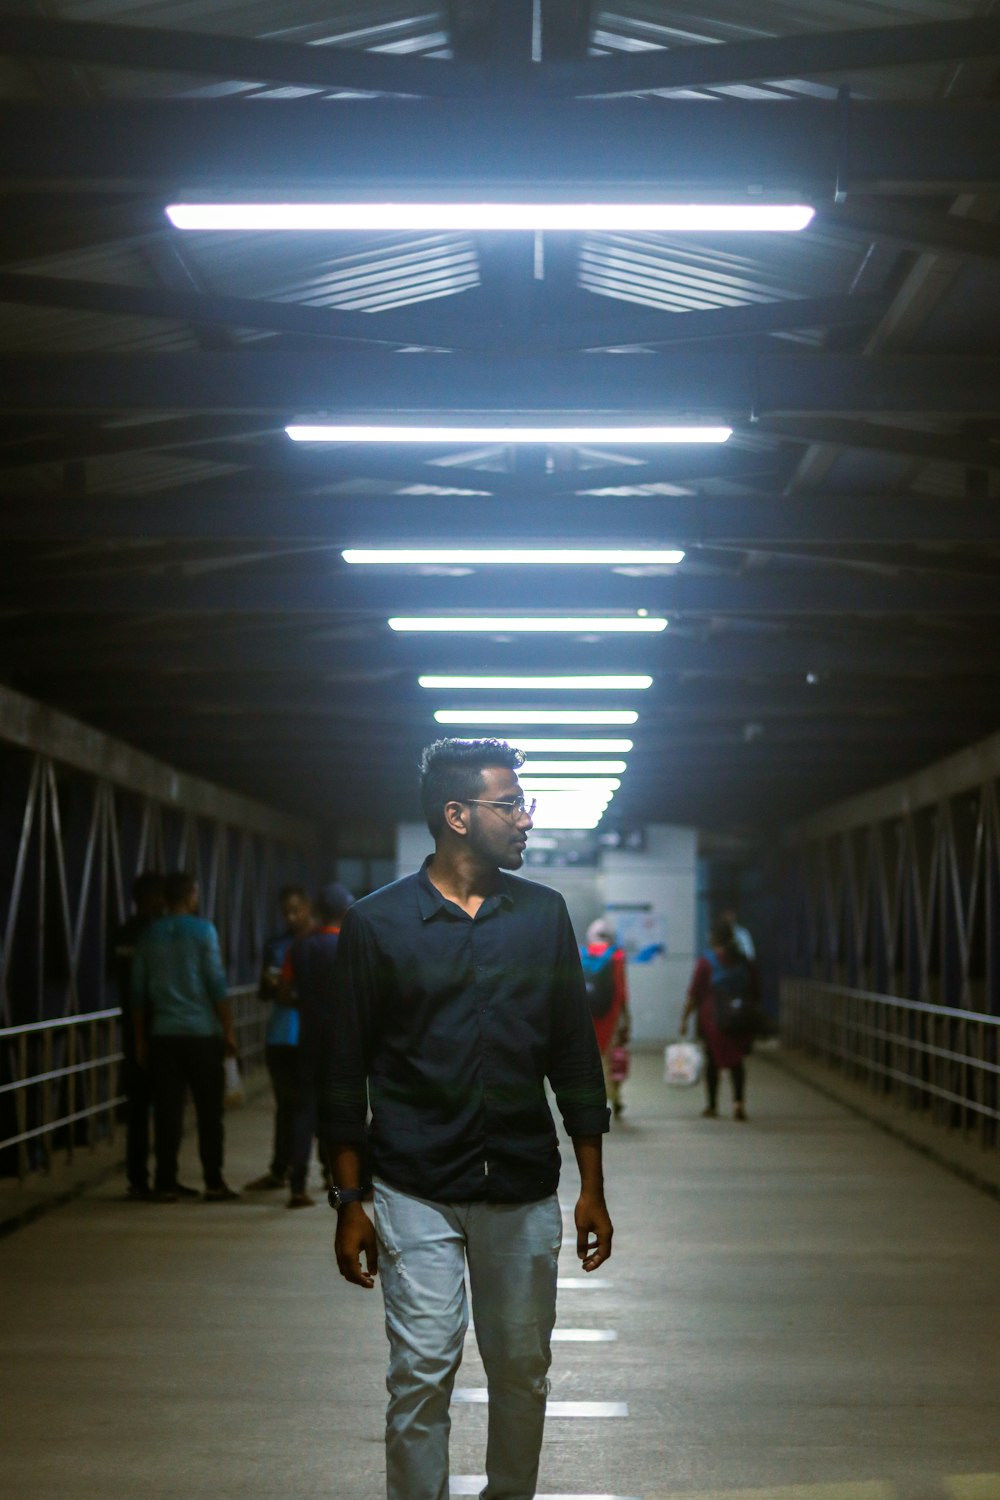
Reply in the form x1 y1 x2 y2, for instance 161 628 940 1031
328 1185 368 1211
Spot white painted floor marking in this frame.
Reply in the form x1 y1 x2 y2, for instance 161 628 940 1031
451 1484 640 1499
557 1276 610 1289
450 1484 640 1499
452 1389 628 1417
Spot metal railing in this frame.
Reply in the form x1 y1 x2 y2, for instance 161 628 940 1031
0 985 266 1182
782 979 1000 1150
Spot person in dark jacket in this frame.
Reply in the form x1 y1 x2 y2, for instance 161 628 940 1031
681 914 757 1122
276 881 355 1208
317 738 613 1500
244 884 314 1194
113 870 166 1199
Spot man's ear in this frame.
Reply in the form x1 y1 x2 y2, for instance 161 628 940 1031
442 800 469 838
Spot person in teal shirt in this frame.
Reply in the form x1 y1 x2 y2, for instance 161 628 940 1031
132 871 237 1202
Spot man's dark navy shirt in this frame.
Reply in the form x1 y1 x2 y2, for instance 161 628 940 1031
316 857 609 1204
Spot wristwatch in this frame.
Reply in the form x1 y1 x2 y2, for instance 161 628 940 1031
327 1185 368 1211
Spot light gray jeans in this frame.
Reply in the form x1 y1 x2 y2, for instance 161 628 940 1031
373 1178 563 1500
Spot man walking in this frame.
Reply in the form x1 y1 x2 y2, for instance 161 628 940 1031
317 738 613 1500
132 871 238 1203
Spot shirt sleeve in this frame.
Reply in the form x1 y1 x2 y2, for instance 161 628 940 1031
689 956 712 1002
315 907 378 1148
201 923 228 1004
546 899 611 1139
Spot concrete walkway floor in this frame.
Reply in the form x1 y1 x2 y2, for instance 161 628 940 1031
2 1050 999 1500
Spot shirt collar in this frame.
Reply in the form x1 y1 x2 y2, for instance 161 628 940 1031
416 855 514 923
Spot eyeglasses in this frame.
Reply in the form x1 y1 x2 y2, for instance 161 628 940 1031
462 795 536 821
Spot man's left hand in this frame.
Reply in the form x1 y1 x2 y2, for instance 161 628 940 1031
575 1192 613 1272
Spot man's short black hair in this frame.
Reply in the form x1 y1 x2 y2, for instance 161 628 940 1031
132 870 164 904
278 883 309 905
164 870 197 908
419 738 525 838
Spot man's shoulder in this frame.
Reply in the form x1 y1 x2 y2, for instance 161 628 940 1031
502 872 571 922
178 914 218 941
350 872 420 921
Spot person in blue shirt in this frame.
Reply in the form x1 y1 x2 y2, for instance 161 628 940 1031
132 870 237 1203
244 883 315 1195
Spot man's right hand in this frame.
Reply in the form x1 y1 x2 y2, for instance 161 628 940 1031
335 1202 379 1290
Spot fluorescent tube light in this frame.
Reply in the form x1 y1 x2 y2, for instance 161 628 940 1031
292 425 730 445
510 739 634 753
530 810 606 830
346 549 683 565
433 710 638 726
389 618 666 633
167 203 815 233
518 760 628 775
419 676 652 691
519 778 621 792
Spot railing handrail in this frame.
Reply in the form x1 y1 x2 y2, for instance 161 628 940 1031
786 977 1000 1029
0 983 260 1041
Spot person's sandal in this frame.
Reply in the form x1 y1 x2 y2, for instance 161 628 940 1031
701 1106 719 1119
733 1103 748 1122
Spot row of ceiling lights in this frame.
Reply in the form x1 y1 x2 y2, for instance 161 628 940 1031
164 195 814 826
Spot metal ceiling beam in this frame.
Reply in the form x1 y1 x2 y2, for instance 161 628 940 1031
0 273 887 352
3 568 1000 614
2 100 998 197
33 674 990 718
5 628 985 679
0 681 313 844
764 416 1000 470
817 201 1000 268
3 15 1000 100
2 352 999 418
2 492 998 544
172 445 782 494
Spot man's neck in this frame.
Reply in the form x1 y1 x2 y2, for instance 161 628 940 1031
426 846 501 918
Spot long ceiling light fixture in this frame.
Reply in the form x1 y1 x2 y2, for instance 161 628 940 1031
166 203 815 233
519 777 622 792
346 549 684 565
433 710 638 726
509 739 633 752
518 760 628 775
389 617 666 633
419 676 651 691
291 425 731 445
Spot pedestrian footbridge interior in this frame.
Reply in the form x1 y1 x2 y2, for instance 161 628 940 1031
2 4 1000 1499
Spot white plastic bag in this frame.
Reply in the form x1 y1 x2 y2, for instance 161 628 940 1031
223 1055 245 1107
664 1041 702 1088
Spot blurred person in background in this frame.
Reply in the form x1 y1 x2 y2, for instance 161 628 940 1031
581 917 631 1118
277 881 355 1208
114 870 166 1200
244 883 314 1194
132 871 238 1201
680 914 757 1122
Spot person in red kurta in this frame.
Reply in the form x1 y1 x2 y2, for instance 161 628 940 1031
680 916 755 1122
582 919 630 1117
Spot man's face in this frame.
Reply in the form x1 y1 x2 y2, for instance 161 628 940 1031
282 893 312 935
465 764 533 872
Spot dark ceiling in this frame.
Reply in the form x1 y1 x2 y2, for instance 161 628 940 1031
1 1 999 839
